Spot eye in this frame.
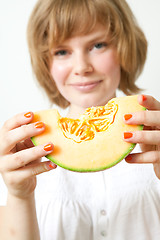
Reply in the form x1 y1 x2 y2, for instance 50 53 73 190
94 42 107 49
54 50 68 56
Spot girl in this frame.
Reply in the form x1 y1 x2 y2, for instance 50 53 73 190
0 0 160 239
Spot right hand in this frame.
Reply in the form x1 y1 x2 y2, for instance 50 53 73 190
0 112 57 199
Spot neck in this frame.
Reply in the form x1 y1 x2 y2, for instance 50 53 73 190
67 105 86 118
67 94 116 119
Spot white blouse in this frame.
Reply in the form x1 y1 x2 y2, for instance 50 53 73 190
1 145 160 239
35 144 160 240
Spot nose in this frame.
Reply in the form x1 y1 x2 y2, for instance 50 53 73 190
74 52 93 76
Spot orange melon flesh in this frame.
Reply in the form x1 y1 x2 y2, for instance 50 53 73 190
31 95 145 172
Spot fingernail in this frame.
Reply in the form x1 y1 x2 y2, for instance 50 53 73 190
44 143 53 152
124 114 132 121
48 163 57 169
125 155 132 161
24 112 32 118
124 132 133 139
35 122 44 129
142 95 147 101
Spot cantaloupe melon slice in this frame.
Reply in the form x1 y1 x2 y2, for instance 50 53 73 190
31 95 145 172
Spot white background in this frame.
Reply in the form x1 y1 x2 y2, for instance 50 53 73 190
0 0 160 126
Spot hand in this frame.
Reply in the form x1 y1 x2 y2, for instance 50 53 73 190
123 95 160 179
0 112 57 199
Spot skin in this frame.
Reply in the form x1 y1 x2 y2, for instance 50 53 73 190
124 95 160 179
50 24 120 117
0 23 160 239
0 112 56 239
50 24 160 179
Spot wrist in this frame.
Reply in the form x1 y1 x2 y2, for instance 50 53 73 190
7 192 35 207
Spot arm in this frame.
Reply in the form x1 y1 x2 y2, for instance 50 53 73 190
0 112 56 240
0 194 40 240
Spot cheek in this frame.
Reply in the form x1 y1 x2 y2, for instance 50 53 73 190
50 61 70 86
96 50 120 80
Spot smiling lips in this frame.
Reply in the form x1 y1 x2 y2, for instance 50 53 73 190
70 80 102 92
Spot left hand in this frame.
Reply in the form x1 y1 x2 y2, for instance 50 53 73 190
123 95 160 179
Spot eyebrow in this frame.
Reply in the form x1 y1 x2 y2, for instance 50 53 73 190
53 31 110 50
87 34 109 44
86 29 110 41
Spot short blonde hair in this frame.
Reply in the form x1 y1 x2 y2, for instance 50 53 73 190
27 0 147 108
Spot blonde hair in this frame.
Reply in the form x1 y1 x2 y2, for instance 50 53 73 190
27 0 147 108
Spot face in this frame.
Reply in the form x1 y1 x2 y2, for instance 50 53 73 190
50 24 121 116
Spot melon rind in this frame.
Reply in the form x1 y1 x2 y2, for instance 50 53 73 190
31 95 145 172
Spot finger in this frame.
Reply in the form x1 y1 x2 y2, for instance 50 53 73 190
124 110 160 128
138 95 160 111
3 161 57 187
125 151 160 164
1 121 45 154
23 160 57 177
0 143 54 172
2 112 34 131
123 130 160 145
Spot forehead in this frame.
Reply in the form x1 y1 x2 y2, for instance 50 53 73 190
51 23 110 50
57 23 109 46
48 1 111 49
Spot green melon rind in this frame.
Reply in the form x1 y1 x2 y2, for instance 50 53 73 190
31 124 144 172
45 142 136 172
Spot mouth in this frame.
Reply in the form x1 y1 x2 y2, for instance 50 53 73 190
70 80 103 92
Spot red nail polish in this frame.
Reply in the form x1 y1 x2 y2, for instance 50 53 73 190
24 112 32 118
35 122 44 129
124 132 133 139
125 155 132 161
48 163 56 169
124 114 132 121
44 143 53 152
142 95 147 101
49 164 55 169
